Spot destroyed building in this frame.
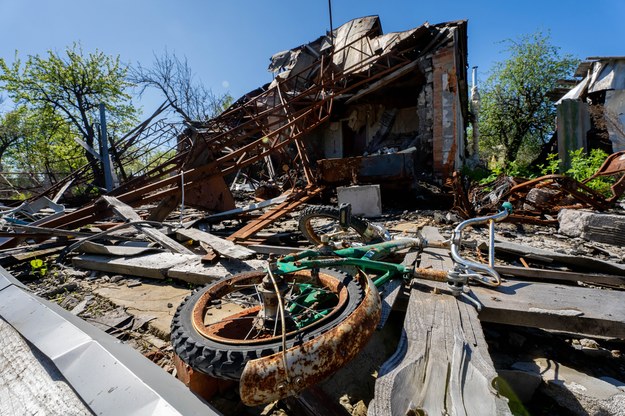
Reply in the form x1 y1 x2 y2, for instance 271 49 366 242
188 16 470 210
1 16 469 246
271 17 470 188
556 57 625 167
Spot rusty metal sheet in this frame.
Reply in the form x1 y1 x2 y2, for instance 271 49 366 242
239 272 381 406
318 149 416 184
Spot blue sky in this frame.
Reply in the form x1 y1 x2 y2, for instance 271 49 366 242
1 0 624 115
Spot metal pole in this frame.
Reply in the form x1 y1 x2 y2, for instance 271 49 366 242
327 0 334 44
99 103 114 192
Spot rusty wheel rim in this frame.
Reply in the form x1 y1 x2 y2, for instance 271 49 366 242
191 270 349 345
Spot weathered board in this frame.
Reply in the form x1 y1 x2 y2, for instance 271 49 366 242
494 240 625 276
370 227 511 415
100 196 194 255
72 253 197 280
472 278 625 339
494 264 625 287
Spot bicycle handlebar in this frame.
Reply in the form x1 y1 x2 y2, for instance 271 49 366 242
449 203 512 289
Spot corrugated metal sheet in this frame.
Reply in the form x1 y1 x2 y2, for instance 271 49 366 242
561 58 625 101
0 268 220 416
604 90 625 151
588 59 625 93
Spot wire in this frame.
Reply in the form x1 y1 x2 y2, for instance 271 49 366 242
267 266 292 386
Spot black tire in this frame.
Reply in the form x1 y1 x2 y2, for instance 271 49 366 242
298 205 371 246
171 268 364 380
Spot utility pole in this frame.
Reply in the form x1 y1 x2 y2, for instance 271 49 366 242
328 0 334 45
99 103 114 192
470 66 481 163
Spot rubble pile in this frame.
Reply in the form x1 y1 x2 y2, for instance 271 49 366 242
2 16 625 416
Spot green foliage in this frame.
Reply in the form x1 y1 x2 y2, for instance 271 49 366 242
29 258 47 276
539 152 560 175
536 149 613 195
567 148 613 195
479 31 578 166
0 43 138 187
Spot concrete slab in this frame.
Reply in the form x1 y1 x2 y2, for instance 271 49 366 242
337 185 382 217
513 359 625 415
94 281 192 339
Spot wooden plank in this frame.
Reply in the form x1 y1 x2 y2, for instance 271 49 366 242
176 227 254 260
371 226 511 415
472 278 625 339
247 244 304 256
1 246 64 266
494 240 625 276
494 264 625 287
100 196 194 255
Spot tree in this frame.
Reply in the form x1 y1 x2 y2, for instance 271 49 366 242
479 32 578 167
0 43 138 188
130 51 232 122
0 107 30 171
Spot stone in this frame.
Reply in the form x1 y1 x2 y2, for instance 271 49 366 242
558 209 625 246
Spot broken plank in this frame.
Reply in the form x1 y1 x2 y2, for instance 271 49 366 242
227 186 322 242
247 244 304 256
100 196 194 255
494 240 625 276
494 264 625 287
371 226 511 416
0 246 65 266
472 279 625 339
176 227 254 260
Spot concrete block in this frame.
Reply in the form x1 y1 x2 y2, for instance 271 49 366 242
337 185 382 217
514 358 625 415
558 209 625 246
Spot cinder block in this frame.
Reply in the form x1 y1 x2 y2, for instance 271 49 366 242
337 185 382 218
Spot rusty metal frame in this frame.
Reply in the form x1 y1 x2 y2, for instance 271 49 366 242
227 186 324 243
454 151 625 224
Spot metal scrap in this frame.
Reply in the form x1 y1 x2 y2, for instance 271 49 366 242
452 151 625 224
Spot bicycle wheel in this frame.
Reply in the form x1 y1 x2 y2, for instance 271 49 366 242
171 268 365 380
298 205 371 246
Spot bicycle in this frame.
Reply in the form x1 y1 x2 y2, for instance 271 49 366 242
170 203 512 405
